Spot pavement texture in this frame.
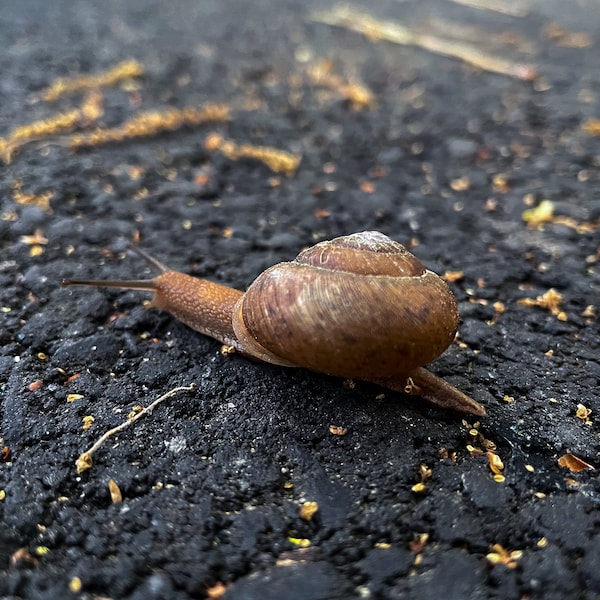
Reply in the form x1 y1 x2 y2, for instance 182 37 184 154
0 1 599 598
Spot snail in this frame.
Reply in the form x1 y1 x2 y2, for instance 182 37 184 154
62 231 485 416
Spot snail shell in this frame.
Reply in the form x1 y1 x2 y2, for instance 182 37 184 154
232 231 459 378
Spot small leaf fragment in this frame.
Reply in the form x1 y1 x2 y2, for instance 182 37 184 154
575 404 592 421
557 452 595 472
522 199 554 227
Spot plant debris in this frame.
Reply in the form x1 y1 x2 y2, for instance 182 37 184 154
40 58 143 102
75 384 195 473
486 544 523 568
204 133 301 175
311 5 537 80
557 452 595 473
69 104 230 149
518 288 567 321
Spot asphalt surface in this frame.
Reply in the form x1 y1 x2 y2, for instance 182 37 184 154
1 1 599 598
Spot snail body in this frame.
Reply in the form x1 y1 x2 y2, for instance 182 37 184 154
62 231 485 416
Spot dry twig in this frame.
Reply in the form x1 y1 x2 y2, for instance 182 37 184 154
311 5 537 80
76 384 196 473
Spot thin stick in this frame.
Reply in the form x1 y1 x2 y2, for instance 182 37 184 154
76 384 196 473
311 6 537 81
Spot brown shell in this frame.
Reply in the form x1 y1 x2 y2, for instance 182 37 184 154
231 232 459 379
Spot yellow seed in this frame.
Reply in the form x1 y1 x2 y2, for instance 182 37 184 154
329 425 348 436
288 537 311 548
299 501 319 521
82 416 95 430
69 577 82 593
108 479 123 503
